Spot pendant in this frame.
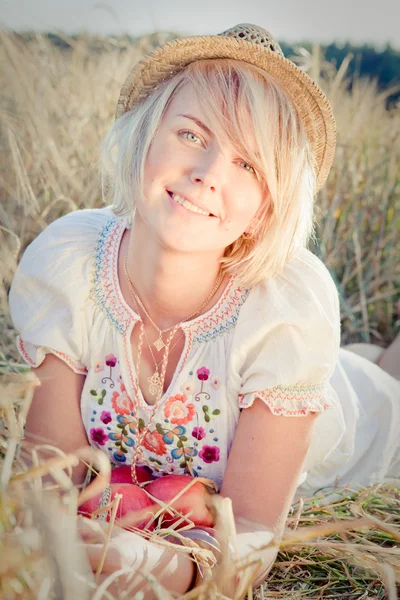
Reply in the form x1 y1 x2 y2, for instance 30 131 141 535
153 336 166 351
148 370 163 398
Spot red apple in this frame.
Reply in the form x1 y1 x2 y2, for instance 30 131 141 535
110 465 154 484
146 474 214 528
78 483 157 530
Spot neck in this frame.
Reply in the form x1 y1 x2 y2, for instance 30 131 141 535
122 217 228 330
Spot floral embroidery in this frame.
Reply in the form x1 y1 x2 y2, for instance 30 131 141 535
197 367 210 381
202 405 221 423
210 376 221 390
195 366 211 402
90 427 108 446
238 383 334 416
143 430 166 456
108 429 134 449
171 446 197 461
100 410 112 424
113 449 128 462
105 353 117 367
116 414 137 434
108 414 136 462
153 422 198 473
90 388 107 405
199 445 220 463
161 425 186 445
91 217 247 341
164 394 196 425
101 353 118 388
180 381 195 395
87 355 224 478
112 389 134 415
94 361 104 373
192 426 206 440
191 287 250 344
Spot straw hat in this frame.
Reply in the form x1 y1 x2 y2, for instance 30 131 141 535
116 23 336 192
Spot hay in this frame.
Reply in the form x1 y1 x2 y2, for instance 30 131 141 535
0 371 399 599
0 29 399 599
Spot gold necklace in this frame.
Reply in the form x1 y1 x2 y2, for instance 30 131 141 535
141 317 183 399
129 321 180 485
127 284 185 400
123 253 223 351
122 254 224 485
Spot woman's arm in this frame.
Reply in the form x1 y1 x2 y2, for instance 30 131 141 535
79 398 318 596
25 354 90 486
220 397 319 587
80 521 196 598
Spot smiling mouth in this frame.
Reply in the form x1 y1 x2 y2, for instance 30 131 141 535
167 191 217 218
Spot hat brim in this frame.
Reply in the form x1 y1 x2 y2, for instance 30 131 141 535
116 36 336 192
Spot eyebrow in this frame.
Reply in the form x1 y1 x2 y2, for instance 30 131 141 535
177 113 213 137
178 112 262 163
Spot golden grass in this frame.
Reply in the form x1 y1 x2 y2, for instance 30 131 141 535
0 29 399 599
1 371 399 599
0 30 399 355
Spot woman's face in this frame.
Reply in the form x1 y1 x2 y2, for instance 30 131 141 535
137 82 267 254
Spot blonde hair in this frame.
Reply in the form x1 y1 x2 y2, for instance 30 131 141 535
100 59 317 288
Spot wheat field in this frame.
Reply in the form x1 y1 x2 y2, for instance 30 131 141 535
0 30 399 600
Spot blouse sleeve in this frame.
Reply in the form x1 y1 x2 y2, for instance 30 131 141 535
8 209 107 374
231 248 341 417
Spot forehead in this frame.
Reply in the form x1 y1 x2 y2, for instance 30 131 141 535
163 83 204 120
163 82 259 154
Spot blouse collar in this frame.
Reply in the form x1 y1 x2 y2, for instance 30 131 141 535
91 215 249 338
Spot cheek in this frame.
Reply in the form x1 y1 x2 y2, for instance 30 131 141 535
228 186 264 222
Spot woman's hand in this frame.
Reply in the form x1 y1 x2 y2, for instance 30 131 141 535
78 516 145 574
77 516 196 597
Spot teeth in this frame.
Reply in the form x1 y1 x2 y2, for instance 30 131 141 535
171 193 210 216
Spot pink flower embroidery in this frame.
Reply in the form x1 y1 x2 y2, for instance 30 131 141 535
199 445 220 464
100 411 112 424
112 391 134 415
197 367 210 381
180 381 195 395
143 430 166 456
90 427 108 446
192 426 206 440
105 353 117 368
210 376 221 390
94 361 104 373
164 394 196 425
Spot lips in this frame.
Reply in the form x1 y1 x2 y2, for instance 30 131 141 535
167 190 217 218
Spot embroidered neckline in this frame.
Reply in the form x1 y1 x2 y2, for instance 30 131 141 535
90 216 250 338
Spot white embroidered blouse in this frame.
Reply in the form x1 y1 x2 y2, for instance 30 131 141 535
9 207 345 491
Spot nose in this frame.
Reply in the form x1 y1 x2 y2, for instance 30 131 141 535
189 147 227 191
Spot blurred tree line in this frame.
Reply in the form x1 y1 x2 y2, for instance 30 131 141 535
281 41 400 105
15 32 400 105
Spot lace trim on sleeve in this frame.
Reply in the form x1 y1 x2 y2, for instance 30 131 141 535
17 337 87 375
239 383 335 416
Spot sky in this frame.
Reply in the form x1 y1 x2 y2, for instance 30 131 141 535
1 0 400 49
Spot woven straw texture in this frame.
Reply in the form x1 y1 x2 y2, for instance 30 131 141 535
116 24 336 191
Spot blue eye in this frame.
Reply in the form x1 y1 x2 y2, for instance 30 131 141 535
180 130 202 145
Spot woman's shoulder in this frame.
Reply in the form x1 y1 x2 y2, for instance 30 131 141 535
31 205 120 245
15 206 123 275
231 246 341 358
9 206 124 324
245 246 339 323
230 247 341 393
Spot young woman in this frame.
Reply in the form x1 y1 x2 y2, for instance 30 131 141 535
9 23 400 597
